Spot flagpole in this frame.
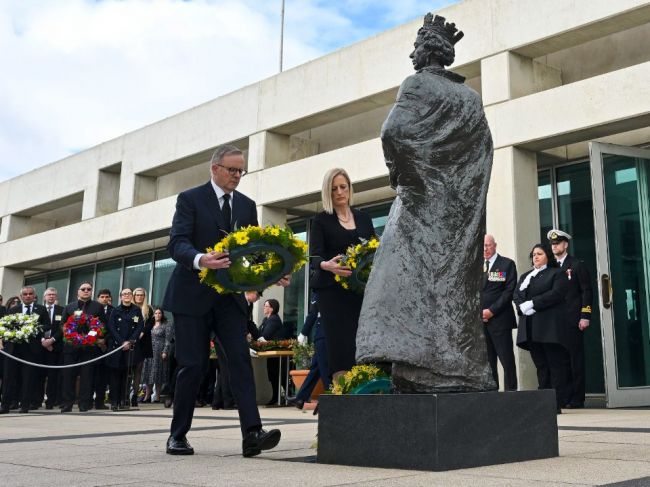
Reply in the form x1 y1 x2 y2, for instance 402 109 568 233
279 0 285 72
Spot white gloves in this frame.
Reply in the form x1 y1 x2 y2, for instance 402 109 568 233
249 348 257 357
519 300 536 316
257 337 267 343
297 333 308 345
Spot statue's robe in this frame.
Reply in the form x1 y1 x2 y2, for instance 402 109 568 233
356 66 496 393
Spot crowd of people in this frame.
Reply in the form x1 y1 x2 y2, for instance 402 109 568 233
0 144 595 458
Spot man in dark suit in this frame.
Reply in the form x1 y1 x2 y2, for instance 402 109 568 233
93 289 114 409
38 287 65 409
481 234 518 391
548 229 593 409
0 286 49 413
162 144 283 457
59 281 107 413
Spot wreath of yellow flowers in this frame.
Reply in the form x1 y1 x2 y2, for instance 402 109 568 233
334 236 380 293
199 225 308 294
330 364 390 395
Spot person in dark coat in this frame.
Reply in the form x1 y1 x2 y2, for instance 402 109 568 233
481 234 518 391
292 293 330 409
548 229 594 409
258 299 286 405
59 281 107 413
105 289 144 411
514 244 571 412
309 168 375 381
38 287 65 409
162 144 284 457
0 286 49 413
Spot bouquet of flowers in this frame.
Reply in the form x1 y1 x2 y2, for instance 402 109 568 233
250 339 296 353
335 236 380 293
63 311 105 347
199 225 308 294
0 313 42 343
330 364 390 395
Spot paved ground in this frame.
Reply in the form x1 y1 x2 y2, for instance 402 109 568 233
1 403 649 486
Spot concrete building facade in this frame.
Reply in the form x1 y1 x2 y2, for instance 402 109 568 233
2 0 650 407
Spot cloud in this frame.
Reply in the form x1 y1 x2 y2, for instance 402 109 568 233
0 0 457 182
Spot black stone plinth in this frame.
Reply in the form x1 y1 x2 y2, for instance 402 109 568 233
317 390 558 471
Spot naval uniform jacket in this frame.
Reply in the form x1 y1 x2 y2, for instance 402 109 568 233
558 255 593 330
513 267 570 350
105 304 144 369
481 254 517 330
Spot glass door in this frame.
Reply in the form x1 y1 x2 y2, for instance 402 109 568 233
589 142 650 408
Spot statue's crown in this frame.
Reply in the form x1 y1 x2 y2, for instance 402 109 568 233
421 13 464 45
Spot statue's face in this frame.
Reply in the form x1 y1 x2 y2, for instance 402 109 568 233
410 39 429 70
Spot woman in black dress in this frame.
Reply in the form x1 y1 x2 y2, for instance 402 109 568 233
310 168 375 381
259 299 287 405
514 244 571 412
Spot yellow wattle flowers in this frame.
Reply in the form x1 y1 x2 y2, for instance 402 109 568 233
199 225 308 294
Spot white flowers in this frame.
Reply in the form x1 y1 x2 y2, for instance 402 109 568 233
0 313 42 343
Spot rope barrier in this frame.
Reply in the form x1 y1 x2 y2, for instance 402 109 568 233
0 346 125 369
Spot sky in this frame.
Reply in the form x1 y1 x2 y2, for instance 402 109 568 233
0 0 458 182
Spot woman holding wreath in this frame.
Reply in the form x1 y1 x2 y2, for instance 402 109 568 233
309 168 375 381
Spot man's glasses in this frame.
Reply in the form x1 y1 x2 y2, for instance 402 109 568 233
79 287 92 292
217 164 247 176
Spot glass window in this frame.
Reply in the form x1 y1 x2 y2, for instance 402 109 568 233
95 260 122 302
283 220 308 335
24 275 46 305
538 170 553 242
69 265 95 302
554 162 604 393
363 202 392 236
152 250 175 307
123 253 153 295
47 270 70 305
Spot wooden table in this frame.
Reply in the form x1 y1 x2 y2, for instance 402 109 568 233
254 350 294 406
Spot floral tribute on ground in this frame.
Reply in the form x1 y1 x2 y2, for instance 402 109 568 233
0 313 42 343
330 364 391 395
199 225 308 294
335 236 380 293
63 311 105 347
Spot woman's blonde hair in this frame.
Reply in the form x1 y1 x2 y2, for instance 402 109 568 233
133 287 151 320
321 168 354 214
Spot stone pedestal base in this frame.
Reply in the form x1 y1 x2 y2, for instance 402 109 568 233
317 390 558 471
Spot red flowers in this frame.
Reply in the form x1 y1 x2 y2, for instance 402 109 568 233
63 312 105 347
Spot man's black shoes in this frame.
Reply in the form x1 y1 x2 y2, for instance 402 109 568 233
242 428 281 458
166 436 194 455
287 397 305 410
60 405 72 413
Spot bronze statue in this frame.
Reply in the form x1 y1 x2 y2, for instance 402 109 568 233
356 14 496 393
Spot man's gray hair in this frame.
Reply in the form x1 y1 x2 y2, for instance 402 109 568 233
44 287 58 294
210 144 243 166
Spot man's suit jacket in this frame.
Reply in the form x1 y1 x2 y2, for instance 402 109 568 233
559 255 593 329
43 304 65 352
481 254 517 330
162 181 258 317
0 305 6 318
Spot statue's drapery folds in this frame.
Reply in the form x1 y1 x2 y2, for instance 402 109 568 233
356 15 496 393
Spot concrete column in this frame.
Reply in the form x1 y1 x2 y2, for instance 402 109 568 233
248 131 290 173
0 266 24 297
117 161 135 210
481 52 562 106
253 205 288 324
0 214 30 241
487 147 540 391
